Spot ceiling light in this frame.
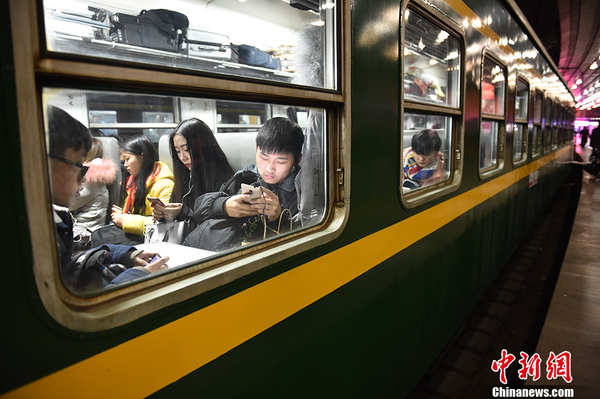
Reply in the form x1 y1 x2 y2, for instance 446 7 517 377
576 78 582 85
590 62 598 70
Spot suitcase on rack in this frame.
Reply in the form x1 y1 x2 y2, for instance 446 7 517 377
109 9 188 53
185 29 232 61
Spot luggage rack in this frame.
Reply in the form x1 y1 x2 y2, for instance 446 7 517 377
45 32 295 83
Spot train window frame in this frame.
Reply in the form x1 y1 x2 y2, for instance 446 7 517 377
39 0 340 91
400 3 465 208
512 76 529 166
12 0 351 332
542 95 553 154
478 50 507 178
531 89 543 158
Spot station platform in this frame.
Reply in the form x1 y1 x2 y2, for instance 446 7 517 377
526 146 600 397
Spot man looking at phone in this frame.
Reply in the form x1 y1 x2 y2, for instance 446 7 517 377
47 105 169 293
184 117 304 251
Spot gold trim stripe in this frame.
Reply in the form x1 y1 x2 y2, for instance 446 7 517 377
3 147 571 399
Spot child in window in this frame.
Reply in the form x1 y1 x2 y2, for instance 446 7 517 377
403 129 444 189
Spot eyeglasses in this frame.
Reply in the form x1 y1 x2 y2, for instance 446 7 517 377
50 156 89 178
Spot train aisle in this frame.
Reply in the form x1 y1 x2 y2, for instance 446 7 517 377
526 152 600 397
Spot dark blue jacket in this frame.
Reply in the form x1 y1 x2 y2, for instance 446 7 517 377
54 207 150 294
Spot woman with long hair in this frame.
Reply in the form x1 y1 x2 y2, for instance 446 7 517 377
152 118 234 224
111 135 174 236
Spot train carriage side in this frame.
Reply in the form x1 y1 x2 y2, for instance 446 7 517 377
0 0 575 398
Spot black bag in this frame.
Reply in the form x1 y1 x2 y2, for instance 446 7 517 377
66 246 127 294
90 224 144 247
110 9 189 52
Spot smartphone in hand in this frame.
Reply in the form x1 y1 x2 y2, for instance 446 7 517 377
148 197 164 207
241 183 262 199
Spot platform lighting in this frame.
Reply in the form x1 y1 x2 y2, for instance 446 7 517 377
591 62 598 70
576 78 583 85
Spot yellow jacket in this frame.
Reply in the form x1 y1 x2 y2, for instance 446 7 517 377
121 161 174 235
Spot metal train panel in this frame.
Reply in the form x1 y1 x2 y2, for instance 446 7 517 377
0 0 576 398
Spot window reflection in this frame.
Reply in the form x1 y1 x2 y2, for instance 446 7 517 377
482 58 505 115
403 11 461 107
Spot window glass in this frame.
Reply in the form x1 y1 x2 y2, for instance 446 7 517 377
403 10 461 107
42 0 337 89
513 123 526 162
543 126 551 152
43 87 327 296
545 98 552 126
532 125 541 157
533 90 543 123
402 113 452 191
482 57 505 115
515 79 528 120
480 120 498 169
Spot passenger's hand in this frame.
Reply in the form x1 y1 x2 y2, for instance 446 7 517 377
250 187 281 222
224 194 260 218
152 202 182 221
134 251 169 273
111 205 125 228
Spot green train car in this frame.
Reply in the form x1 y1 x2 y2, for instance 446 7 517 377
1 0 575 397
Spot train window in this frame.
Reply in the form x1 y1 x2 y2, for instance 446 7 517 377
43 87 328 297
513 78 529 164
480 54 506 173
551 101 559 150
543 97 552 153
402 113 453 191
532 89 543 157
401 7 463 202
403 10 461 108
42 0 338 89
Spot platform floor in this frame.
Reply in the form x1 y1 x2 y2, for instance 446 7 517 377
527 147 600 396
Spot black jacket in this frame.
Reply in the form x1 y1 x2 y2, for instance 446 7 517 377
183 165 301 251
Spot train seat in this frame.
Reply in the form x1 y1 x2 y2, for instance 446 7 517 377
158 132 258 174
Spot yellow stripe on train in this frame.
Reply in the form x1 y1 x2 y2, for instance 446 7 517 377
2 147 571 399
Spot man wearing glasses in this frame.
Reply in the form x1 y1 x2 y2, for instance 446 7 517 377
47 105 168 293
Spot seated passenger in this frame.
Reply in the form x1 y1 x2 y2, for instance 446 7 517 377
403 129 444 189
184 117 304 252
151 118 234 230
47 105 168 293
110 135 175 239
71 138 117 248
